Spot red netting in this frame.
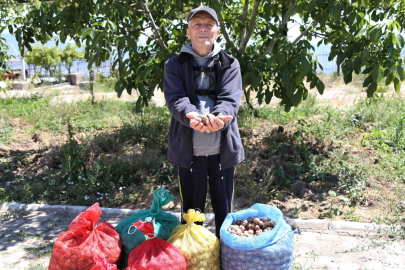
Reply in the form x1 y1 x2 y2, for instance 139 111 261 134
127 220 186 270
132 220 154 238
48 203 122 270
90 255 117 270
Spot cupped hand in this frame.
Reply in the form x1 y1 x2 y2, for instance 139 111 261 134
205 115 233 132
186 112 206 133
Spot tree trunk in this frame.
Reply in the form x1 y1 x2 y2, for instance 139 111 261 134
243 87 257 115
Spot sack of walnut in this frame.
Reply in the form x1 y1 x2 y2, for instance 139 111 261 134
167 209 221 270
220 204 294 270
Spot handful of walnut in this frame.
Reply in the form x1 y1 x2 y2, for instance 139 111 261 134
227 217 276 237
194 112 226 125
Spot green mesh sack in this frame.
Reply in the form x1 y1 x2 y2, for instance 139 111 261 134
115 188 181 269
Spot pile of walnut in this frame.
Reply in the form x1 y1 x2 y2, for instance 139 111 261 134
227 217 276 237
195 112 225 125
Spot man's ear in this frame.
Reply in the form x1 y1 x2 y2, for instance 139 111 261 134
186 28 190 40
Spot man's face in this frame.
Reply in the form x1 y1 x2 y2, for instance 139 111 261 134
187 13 220 51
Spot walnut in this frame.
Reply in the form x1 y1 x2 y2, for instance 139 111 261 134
239 225 245 232
258 221 264 228
253 217 260 224
255 229 262 235
254 225 261 231
268 220 276 228
261 217 269 223
235 219 242 225
247 217 253 223
248 229 254 234
241 220 248 227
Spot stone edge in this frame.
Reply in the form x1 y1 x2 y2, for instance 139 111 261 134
1 202 401 236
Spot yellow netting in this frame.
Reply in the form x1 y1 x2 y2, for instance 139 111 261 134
167 209 221 270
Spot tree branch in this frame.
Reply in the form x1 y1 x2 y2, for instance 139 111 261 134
217 9 240 54
292 20 319 44
141 1 167 50
263 0 296 58
239 0 261 52
309 30 329 38
240 0 249 42
131 9 147 14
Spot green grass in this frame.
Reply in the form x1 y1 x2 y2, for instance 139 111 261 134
0 93 132 133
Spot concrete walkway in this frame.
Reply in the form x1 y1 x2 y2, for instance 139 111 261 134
0 203 404 270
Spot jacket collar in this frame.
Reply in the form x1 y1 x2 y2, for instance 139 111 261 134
178 49 234 69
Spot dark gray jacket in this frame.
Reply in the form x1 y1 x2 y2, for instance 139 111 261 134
164 50 245 169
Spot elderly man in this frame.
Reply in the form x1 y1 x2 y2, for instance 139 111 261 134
164 5 244 238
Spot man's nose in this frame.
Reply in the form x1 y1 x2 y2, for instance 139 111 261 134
200 24 209 31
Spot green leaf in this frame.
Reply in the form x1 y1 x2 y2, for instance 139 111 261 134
337 54 345 66
87 55 95 70
252 75 261 89
80 28 94 39
372 65 384 83
212 0 221 12
138 83 146 96
277 52 286 65
290 88 303 106
295 74 304 85
330 3 341 21
363 74 373 87
366 82 377 97
344 71 352 84
126 36 137 50
282 71 291 88
369 27 383 43
265 88 273 104
316 79 325 95
354 58 362 74
397 65 405 81
176 0 183 10
385 73 394 86
266 54 278 66
354 27 366 38
394 77 401 92
347 12 356 25
362 66 373 74
115 80 124 97
135 97 142 112
360 50 369 62
286 81 296 98
310 76 318 89
301 58 310 75
394 33 405 49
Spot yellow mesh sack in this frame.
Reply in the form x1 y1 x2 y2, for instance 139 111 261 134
167 209 221 270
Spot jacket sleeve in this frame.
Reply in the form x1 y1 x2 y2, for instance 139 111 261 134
211 60 242 131
164 58 202 127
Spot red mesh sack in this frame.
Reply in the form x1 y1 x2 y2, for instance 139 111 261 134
127 219 186 270
90 255 117 270
48 203 122 270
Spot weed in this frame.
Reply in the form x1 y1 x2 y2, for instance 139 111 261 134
26 264 48 270
0 206 28 220
343 207 361 222
319 190 350 218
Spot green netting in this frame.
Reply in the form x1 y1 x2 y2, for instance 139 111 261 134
115 188 181 269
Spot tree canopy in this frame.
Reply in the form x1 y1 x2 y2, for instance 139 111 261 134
1 0 405 111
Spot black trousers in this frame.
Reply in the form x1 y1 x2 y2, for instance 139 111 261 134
178 154 235 238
